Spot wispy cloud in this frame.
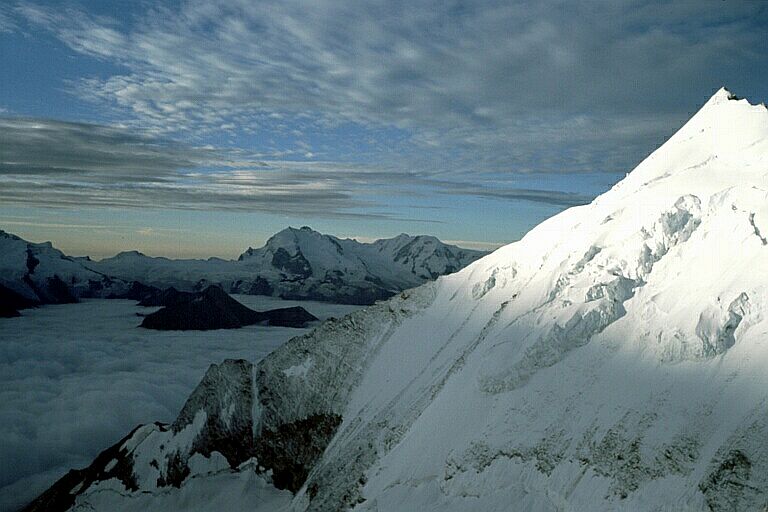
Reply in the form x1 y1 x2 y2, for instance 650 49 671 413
0 220 120 230
432 180 592 207
13 0 767 176
443 240 507 252
3 0 767 227
0 117 594 216
0 5 17 33
0 117 378 218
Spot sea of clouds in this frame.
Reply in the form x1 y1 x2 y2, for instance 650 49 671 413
0 296 359 511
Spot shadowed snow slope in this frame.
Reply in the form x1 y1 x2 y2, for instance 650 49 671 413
27 88 768 511
0 231 130 309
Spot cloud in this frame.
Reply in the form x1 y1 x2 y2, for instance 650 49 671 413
444 240 507 252
0 5 17 32
0 117 593 216
431 179 592 207
14 0 768 176
0 117 390 219
0 117 214 180
0 220 127 230
0 297 360 511
5 0 766 227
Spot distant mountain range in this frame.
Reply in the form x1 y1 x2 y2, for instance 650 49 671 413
0 227 487 314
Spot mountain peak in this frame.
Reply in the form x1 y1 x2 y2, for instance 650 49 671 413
112 250 146 259
698 86 767 114
705 86 737 106
284 225 317 234
607 87 768 196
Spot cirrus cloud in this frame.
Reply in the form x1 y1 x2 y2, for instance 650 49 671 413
12 0 768 177
0 116 592 216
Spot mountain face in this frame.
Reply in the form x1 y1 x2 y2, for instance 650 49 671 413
26 89 768 512
87 229 486 305
0 231 128 312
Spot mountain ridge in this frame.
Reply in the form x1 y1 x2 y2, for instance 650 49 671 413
85 226 486 304
0 227 486 308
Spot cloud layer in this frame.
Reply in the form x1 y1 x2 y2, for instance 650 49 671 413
0 297 359 512
13 0 768 176
0 118 386 217
0 117 590 216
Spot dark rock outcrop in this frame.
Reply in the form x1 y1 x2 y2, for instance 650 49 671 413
0 283 39 317
254 413 342 492
137 286 195 307
699 449 757 511
140 286 318 330
231 276 274 296
25 275 78 305
271 247 313 278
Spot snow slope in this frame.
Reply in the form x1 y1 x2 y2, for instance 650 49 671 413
0 231 128 305
86 228 485 304
27 88 768 511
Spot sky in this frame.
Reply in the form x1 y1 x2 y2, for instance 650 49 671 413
0 0 766 259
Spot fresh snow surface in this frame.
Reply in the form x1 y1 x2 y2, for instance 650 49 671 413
26 89 768 511
0 297 360 512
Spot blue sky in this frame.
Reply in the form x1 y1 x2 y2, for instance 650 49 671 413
1 0 766 258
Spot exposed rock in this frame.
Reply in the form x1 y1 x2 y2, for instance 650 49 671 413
140 286 318 330
254 413 342 492
137 286 195 307
0 282 39 317
231 276 274 296
34 275 78 304
172 359 255 467
272 247 313 279
699 450 756 511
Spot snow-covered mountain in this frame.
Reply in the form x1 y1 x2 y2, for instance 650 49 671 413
0 228 483 310
0 230 128 311
87 228 486 304
26 88 768 511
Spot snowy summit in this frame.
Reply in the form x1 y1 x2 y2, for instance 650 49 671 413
25 89 768 511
